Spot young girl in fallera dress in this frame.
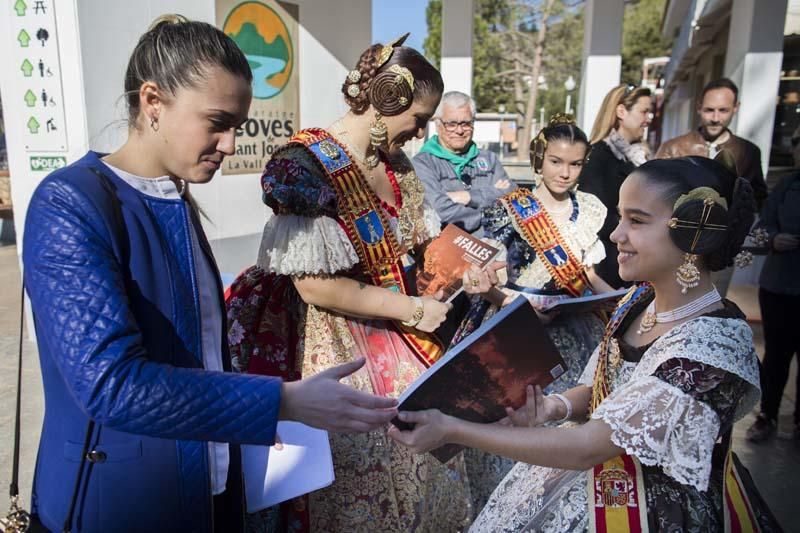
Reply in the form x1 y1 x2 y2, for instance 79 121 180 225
391 156 781 531
454 115 614 512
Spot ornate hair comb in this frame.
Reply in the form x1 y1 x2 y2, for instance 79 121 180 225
375 33 410 70
548 113 576 126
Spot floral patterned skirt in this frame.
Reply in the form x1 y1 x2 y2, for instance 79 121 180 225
226 269 472 531
301 306 473 532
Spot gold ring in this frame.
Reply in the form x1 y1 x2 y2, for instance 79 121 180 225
471 278 480 287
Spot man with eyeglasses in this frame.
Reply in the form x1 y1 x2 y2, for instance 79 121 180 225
414 91 515 236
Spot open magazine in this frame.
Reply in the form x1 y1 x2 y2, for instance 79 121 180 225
242 421 334 512
416 224 500 303
540 288 630 314
394 296 566 463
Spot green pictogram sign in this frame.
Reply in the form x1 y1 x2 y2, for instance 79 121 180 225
24 90 36 107
14 0 27 16
27 116 40 133
21 59 33 77
17 29 30 47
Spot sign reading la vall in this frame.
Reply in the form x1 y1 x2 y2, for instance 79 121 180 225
216 0 299 175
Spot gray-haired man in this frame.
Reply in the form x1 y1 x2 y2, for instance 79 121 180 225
413 91 515 236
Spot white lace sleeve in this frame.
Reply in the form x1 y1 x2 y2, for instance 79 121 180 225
422 205 442 242
257 214 358 276
591 375 720 490
578 346 601 387
583 238 606 267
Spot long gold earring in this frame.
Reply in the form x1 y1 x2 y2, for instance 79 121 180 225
366 112 387 169
676 253 700 294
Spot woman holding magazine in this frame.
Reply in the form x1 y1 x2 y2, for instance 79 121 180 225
390 156 781 531
455 114 614 392
225 36 472 531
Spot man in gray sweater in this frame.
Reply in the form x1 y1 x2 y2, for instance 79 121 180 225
413 91 514 236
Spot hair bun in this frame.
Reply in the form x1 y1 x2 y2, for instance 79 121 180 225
367 69 413 116
548 113 576 127
669 198 730 255
147 13 189 32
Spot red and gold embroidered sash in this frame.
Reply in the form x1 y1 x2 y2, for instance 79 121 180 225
499 189 591 297
290 128 442 367
588 284 651 533
723 450 761 532
589 283 761 533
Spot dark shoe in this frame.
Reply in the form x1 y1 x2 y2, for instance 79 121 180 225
746 414 776 443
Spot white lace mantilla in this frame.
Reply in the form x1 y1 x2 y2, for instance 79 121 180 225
515 191 607 289
580 316 760 491
257 214 358 276
592 376 719 490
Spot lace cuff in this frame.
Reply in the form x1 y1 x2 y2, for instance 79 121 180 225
591 375 720 491
578 346 601 387
583 239 606 267
257 214 358 276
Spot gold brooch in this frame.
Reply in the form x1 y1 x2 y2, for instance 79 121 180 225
375 33 410 70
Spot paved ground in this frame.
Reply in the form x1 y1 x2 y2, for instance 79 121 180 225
0 244 797 530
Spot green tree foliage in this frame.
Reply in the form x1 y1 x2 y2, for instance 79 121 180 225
424 0 669 151
425 0 582 120
621 0 671 84
423 0 443 67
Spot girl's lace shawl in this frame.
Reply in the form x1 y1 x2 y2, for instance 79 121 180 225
579 316 760 490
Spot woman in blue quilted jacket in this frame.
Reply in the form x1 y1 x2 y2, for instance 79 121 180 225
21 15 396 533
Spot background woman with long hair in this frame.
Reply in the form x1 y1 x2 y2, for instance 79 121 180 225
579 84 652 288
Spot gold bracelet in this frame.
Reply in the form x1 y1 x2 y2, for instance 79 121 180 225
401 296 424 327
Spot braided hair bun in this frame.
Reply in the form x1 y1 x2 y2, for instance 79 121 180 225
341 44 381 114
341 42 443 116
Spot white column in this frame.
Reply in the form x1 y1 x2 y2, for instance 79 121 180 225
724 0 788 176
441 0 473 95
577 0 624 134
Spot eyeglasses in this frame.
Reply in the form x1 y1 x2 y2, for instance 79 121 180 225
439 119 475 132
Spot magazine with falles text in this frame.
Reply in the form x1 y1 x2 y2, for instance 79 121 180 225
417 224 500 303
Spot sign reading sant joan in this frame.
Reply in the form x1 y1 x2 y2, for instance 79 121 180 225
216 0 299 175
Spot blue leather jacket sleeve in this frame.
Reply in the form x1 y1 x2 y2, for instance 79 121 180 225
23 175 281 445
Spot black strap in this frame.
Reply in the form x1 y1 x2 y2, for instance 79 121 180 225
9 284 25 501
10 166 130 531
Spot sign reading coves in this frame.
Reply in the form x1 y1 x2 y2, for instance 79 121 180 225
216 0 299 175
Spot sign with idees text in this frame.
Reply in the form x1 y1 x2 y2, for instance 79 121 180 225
216 0 299 175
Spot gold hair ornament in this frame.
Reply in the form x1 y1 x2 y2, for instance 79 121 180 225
387 64 415 91
548 113 576 127
375 33 410 70
669 189 728 252
668 188 728 294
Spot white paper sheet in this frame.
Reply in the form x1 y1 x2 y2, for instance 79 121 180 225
242 421 334 512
